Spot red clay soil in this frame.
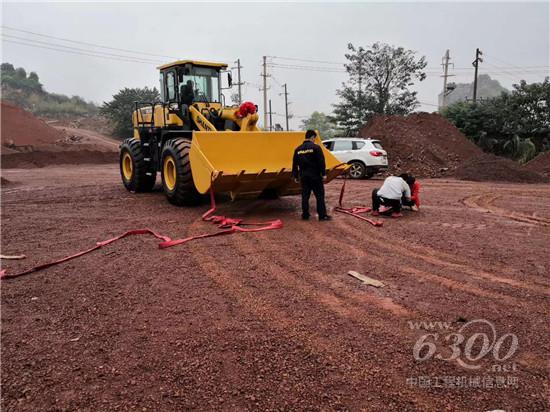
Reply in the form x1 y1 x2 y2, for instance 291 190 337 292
1 165 549 411
1 150 117 169
524 151 550 177
1 102 64 146
455 153 549 183
360 113 482 178
1 176 15 186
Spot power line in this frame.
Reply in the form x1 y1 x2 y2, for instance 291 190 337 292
268 63 346 73
269 55 344 65
1 38 159 65
419 101 439 107
1 33 161 64
2 25 178 60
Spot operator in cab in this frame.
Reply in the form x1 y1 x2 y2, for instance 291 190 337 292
292 130 331 221
371 173 412 218
180 80 195 106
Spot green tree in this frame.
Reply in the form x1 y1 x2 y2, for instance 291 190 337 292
332 42 427 135
443 77 550 162
28 71 39 82
15 67 27 79
1 63 15 73
100 87 160 138
300 111 339 139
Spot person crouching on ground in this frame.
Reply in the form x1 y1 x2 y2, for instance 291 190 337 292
292 129 332 221
371 173 412 218
402 175 420 211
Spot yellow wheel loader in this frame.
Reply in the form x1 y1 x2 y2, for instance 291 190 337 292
119 60 348 205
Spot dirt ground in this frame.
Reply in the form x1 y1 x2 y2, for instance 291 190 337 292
1 164 549 411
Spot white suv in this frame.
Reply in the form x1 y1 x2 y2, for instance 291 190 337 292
323 138 388 179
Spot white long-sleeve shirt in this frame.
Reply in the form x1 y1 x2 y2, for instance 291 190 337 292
377 176 411 200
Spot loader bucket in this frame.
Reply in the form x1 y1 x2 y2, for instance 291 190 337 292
189 131 349 199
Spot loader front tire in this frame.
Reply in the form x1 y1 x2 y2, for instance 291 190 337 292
120 138 156 192
161 138 202 206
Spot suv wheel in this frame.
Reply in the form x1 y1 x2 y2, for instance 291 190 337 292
348 161 366 179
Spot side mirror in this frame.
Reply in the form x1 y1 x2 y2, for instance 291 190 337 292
227 72 233 88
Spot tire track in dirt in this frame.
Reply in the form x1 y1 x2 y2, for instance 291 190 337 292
330 187 550 291
335 218 550 312
339 218 550 297
233 222 410 319
299 217 531 308
463 193 550 228
297 215 550 375
329 184 547 291
183 218 449 411
184 214 548 409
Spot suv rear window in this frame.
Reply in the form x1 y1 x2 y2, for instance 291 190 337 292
353 141 365 150
372 141 384 150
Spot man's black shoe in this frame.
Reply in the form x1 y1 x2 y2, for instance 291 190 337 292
319 215 332 221
301 215 310 220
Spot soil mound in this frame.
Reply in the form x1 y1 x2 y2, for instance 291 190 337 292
359 113 482 177
455 153 549 183
1 102 64 147
1 176 15 186
524 151 550 177
1 150 118 169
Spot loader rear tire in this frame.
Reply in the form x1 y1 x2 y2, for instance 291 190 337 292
161 138 202 206
120 138 156 192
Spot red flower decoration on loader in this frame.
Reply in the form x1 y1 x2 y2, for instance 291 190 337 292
236 101 257 118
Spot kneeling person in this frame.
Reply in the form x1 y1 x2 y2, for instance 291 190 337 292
372 174 412 218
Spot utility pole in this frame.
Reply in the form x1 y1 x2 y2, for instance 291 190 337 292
261 56 269 130
440 49 454 110
268 99 273 131
232 58 244 104
472 48 483 103
282 83 289 131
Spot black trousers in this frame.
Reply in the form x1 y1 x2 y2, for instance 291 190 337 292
372 188 402 213
301 176 327 218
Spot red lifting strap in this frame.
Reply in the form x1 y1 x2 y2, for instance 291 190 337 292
1 188 282 280
333 175 383 227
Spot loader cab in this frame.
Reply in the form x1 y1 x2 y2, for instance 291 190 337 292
158 60 228 105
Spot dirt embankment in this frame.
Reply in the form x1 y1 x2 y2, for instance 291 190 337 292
360 113 482 178
1 150 118 169
1 101 64 146
1 101 119 168
360 113 548 183
455 153 549 183
524 151 550 177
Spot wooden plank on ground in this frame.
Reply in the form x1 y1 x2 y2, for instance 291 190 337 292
347 270 385 287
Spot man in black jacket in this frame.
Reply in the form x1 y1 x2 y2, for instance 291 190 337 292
292 130 331 221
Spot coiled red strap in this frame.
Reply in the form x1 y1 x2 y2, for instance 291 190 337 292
333 175 383 227
1 189 282 280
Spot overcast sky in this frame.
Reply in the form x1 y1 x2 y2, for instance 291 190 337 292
2 1 549 129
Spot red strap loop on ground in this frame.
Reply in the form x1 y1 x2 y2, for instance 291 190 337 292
1 188 282 280
333 174 383 227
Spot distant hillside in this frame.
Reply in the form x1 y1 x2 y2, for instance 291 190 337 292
438 74 508 106
1 62 98 118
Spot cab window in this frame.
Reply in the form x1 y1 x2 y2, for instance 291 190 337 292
166 71 176 101
159 72 165 101
333 140 353 151
181 67 220 103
